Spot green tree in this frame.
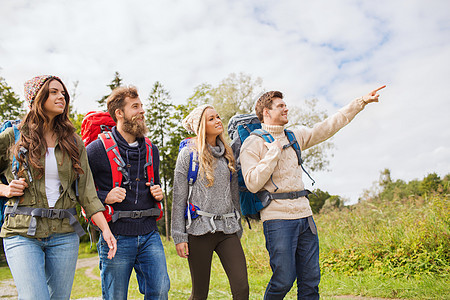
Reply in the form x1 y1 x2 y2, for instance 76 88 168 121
68 80 84 135
97 71 123 110
420 173 442 194
287 99 335 172
188 72 264 130
0 76 25 122
308 189 331 214
320 195 343 213
145 82 185 240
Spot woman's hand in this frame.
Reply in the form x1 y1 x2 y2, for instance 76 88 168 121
176 242 189 258
101 229 117 260
91 211 117 259
0 178 28 198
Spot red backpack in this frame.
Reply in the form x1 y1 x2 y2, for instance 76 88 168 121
80 111 163 225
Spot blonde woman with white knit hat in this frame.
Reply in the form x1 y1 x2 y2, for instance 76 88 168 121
171 104 249 299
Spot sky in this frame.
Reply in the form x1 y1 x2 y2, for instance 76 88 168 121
1 0 449 204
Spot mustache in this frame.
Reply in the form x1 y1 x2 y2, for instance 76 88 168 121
131 115 144 122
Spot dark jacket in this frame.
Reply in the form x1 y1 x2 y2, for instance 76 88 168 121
86 127 160 236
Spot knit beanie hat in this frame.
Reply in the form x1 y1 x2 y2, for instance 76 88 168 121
182 104 213 135
24 75 60 108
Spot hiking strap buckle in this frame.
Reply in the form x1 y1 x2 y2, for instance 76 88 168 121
4 206 84 238
111 208 161 222
131 210 143 218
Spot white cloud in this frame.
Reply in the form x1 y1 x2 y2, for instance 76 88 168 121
1 0 449 203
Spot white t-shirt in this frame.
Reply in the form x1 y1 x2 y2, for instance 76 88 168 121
45 148 61 208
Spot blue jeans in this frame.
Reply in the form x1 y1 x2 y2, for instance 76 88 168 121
263 218 320 300
98 231 170 300
3 232 79 300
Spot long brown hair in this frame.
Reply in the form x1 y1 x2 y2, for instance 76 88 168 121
194 108 236 187
13 78 83 179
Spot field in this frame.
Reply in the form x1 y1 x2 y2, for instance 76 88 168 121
1 193 449 299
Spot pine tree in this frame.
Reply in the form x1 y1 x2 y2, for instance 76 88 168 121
97 72 123 110
145 82 186 240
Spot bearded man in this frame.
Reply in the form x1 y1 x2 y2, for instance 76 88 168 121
87 86 170 300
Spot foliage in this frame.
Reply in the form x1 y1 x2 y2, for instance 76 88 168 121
68 80 84 135
308 189 331 214
96 71 123 110
0 76 25 122
188 72 264 129
318 171 450 280
145 82 190 239
374 169 449 202
287 99 335 172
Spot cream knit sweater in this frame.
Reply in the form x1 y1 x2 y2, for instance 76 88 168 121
240 97 367 222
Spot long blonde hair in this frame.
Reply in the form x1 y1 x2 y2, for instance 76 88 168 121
193 109 236 187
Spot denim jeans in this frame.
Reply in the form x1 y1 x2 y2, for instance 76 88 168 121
3 232 79 300
98 230 170 300
263 217 320 300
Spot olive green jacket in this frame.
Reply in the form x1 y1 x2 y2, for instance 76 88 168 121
0 127 105 238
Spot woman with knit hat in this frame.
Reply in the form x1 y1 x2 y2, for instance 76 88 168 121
171 105 249 299
0 75 116 299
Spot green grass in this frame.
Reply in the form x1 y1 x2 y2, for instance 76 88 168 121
0 264 12 281
2 193 449 299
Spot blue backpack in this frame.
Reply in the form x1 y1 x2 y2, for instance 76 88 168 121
0 120 21 227
227 114 314 226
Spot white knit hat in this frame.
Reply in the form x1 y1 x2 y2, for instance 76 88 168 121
182 104 213 135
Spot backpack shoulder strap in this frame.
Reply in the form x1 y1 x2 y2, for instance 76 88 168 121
284 129 315 185
284 129 303 165
143 137 154 185
251 128 275 143
188 150 199 185
99 132 128 187
144 137 163 220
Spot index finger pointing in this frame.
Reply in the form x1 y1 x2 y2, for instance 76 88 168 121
373 85 386 93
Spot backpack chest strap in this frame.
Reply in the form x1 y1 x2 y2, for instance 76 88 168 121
4 206 84 237
110 208 161 222
195 210 239 233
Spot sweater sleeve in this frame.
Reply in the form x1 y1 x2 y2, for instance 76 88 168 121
171 147 190 245
240 135 282 193
296 97 366 150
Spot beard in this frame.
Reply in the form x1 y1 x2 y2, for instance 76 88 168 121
122 114 148 138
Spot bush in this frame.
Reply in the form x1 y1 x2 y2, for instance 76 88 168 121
317 194 450 277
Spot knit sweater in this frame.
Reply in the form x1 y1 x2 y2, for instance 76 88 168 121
86 127 161 235
240 97 366 222
171 139 242 245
